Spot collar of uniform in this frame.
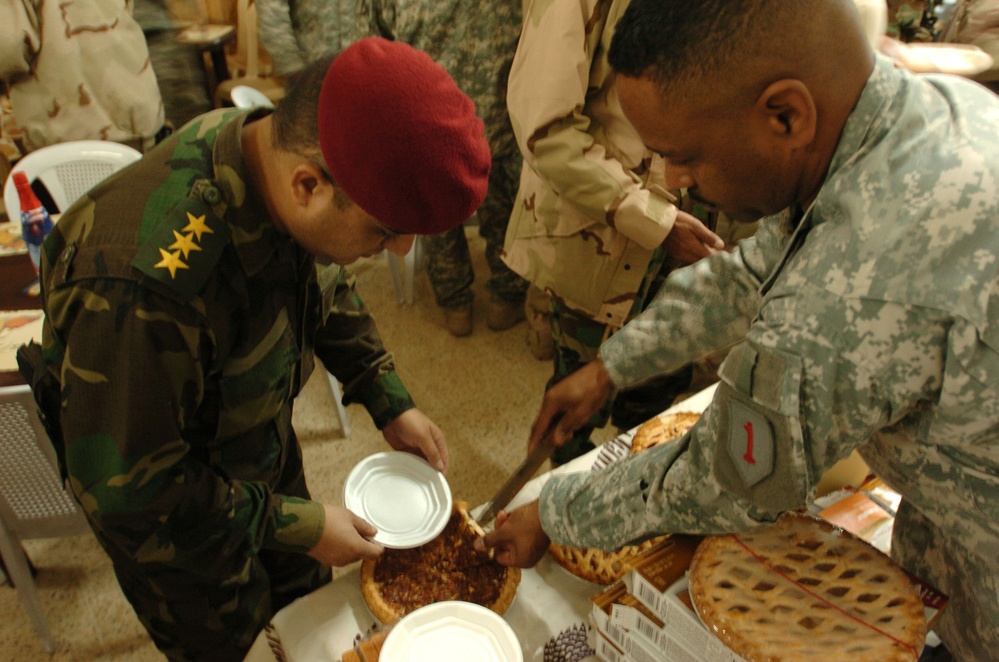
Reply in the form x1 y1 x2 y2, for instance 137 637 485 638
212 107 293 279
825 54 901 181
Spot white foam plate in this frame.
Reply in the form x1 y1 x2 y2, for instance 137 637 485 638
380 601 523 662
899 43 994 76
343 451 451 549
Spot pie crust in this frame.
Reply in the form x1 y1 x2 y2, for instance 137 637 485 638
548 535 671 585
546 412 701 583
688 512 926 662
630 411 701 454
360 500 520 624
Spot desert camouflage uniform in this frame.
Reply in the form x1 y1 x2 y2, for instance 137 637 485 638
0 0 164 152
504 0 756 461
257 0 528 308
539 56 999 660
38 108 416 660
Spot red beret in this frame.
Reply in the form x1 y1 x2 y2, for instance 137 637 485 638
318 38 491 235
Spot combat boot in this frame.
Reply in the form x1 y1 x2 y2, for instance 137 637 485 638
524 286 554 360
444 305 473 337
486 297 526 331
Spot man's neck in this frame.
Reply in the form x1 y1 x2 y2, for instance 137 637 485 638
240 116 288 234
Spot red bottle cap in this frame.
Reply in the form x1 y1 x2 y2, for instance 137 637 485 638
12 171 44 212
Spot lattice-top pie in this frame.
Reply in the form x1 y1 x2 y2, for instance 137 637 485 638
688 512 926 662
630 411 701 454
359 500 520 624
548 412 701 584
548 535 671 585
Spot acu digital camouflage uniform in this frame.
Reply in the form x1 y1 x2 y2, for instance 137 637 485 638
0 0 164 152
257 0 528 309
504 0 755 462
38 108 416 660
538 56 999 660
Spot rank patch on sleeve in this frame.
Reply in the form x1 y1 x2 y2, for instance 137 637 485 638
133 196 230 299
727 400 775 487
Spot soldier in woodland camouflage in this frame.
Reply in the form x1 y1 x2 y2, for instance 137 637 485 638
477 1 999 659
257 0 530 336
37 40 489 660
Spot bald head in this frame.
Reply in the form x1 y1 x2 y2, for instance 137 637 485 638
609 0 873 108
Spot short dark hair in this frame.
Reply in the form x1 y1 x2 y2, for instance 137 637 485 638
608 0 819 102
271 51 336 166
270 51 353 209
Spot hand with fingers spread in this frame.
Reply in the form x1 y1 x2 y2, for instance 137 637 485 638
473 501 551 568
529 359 615 452
382 408 450 474
308 505 385 567
664 209 725 264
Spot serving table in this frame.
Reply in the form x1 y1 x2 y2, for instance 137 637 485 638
244 390 720 662
0 225 43 387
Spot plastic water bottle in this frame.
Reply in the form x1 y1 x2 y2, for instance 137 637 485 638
12 171 54 274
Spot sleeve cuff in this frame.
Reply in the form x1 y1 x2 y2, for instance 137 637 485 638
267 497 325 553
354 370 416 430
613 189 678 250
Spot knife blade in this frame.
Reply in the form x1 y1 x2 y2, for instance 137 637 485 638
476 427 558 528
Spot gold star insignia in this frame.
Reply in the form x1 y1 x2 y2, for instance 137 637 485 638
169 230 202 259
181 212 214 241
154 248 189 279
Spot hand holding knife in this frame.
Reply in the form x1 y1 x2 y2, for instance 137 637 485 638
475 417 561 529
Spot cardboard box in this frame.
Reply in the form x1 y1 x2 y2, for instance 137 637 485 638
623 572 746 662
593 627 630 662
590 581 633 655
620 534 701 618
588 536 738 662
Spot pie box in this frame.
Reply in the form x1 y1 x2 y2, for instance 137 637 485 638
593 627 628 662
618 574 749 662
618 534 745 661
591 575 726 662
625 511 949 658
619 533 702 618
589 580 632 655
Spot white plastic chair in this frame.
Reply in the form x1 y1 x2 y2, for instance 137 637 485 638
3 140 142 221
230 85 276 109
0 384 91 652
386 238 421 306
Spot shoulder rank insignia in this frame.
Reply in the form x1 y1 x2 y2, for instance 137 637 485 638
727 400 775 487
133 194 231 299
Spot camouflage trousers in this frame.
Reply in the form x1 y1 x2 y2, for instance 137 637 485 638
143 28 213 130
547 251 693 464
93 429 330 661
423 150 528 309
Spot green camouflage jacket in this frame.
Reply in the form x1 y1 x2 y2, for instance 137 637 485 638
541 56 999 658
39 108 414 571
502 0 679 327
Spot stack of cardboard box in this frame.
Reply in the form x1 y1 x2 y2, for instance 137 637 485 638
588 535 748 662
588 488 949 662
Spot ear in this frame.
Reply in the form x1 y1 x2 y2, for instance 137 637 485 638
288 162 333 212
755 79 816 149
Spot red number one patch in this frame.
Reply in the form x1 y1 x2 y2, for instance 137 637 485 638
742 421 757 465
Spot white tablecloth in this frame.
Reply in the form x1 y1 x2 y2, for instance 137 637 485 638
244 386 719 662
